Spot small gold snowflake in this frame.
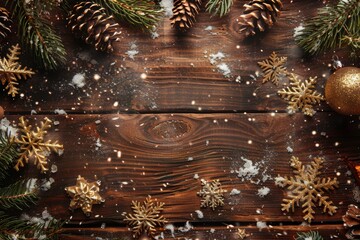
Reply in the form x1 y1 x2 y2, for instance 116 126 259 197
258 51 288 85
278 74 324 116
124 196 167 238
0 44 34 97
275 156 339 223
65 175 105 216
15 116 63 173
197 179 227 210
236 228 250 239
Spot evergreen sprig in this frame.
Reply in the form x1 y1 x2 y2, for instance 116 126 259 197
0 132 18 180
93 0 163 30
0 211 63 240
0 179 37 210
295 0 360 58
0 131 63 239
7 0 67 70
295 231 324 240
206 0 234 17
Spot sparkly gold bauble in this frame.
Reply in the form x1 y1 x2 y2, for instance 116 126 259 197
325 67 360 115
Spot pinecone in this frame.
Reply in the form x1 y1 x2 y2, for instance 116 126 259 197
343 204 360 239
238 0 283 36
67 1 121 52
0 7 12 41
170 0 202 30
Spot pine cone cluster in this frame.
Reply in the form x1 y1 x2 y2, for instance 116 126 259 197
0 7 12 41
238 0 283 36
171 0 202 30
67 1 121 52
343 204 360 239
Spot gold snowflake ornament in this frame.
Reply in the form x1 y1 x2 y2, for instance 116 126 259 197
15 116 63 173
197 179 227 210
278 74 325 116
258 51 288 85
236 228 250 239
275 156 339 223
0 44 34 97
124 196 167 238
65 175 105 216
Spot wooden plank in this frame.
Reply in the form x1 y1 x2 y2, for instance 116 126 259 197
4 113 359 224
59 224 347 240
0 0 353 113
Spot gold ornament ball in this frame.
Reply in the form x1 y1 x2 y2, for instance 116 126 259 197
325 67 360 115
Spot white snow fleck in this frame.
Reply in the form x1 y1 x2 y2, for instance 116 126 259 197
188 157 194 161
209 52 225 65
31 110 37 115
274 176 286 187
164 224 175 237
0 118 18 137
256 221 268 230
193 173 199 179
257 186 270 197
293 24 304 38
26 178 38 193
51 164 58 173
70 73 86 88
126 44 139 60
286 146 293 153
95 138 102 150
41 178 55 191
210 228 215 233
230 188 241 196
54 109 67 115
205 26 213 31
160 0 174 17
195 210 204 219
236 157 260 181
179 221 193 232
216 63 231 77
95 120 101 124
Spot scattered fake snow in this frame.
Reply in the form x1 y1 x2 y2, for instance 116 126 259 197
217 63 231 77
286 146 293 153
26 178 38 193
256 221 268 230
293 24 304 38
54 109 67 115
205 26 213 31
95 138 102 150
160 0 174 17
236 157 260 181
70 73 86 88
209 52 225 65
229 188 241 196
41 178 55 191
126 44 139 60
179 221 193 232
195 210 204 219
0 118 18 137
257 186 270 197
353 186 360 202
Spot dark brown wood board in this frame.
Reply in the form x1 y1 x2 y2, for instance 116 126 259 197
1 0 359 239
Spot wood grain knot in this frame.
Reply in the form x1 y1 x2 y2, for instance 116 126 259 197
149 120 191 141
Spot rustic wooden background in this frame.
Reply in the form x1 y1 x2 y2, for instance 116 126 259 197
1 0 360 239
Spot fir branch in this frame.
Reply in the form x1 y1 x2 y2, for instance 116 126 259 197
296 231 324 240
206 0 233 17
296 0 360 57
94 0 163 30
0 132 18 180
0 211 63 240
0 179 37 210
6 0 67 70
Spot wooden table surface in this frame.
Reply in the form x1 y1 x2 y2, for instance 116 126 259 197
1 0 360 239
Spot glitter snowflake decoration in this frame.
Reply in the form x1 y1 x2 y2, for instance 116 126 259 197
0 44 34 97
258 51 288 85
15 116 63 173
197 179 227 210
278 74 325 116
124 196 167 238
275 156 338 223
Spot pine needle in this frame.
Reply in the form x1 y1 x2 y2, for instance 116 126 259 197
206 0 234 17
0 179 37 210
296 0 360 58
94 0 163 31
